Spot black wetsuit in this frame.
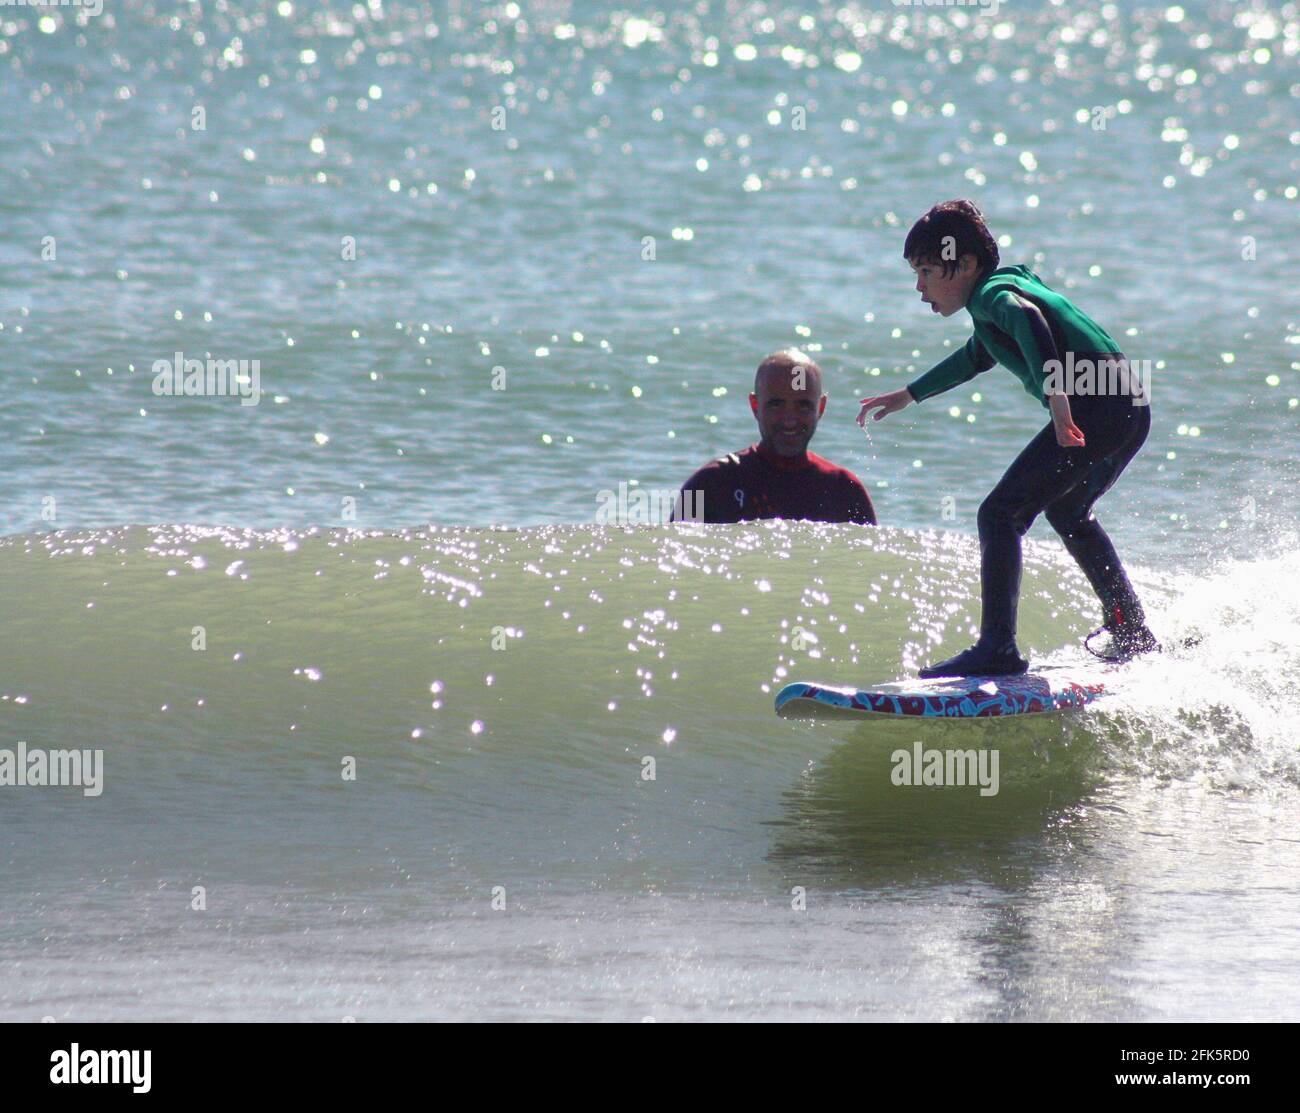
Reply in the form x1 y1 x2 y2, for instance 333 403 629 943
908 266 1150 645
976 361 1150 643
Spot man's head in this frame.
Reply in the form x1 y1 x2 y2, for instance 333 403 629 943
749 349 826 457
904 199 1000 317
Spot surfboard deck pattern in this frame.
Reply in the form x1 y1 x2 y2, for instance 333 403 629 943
775 671 1107 720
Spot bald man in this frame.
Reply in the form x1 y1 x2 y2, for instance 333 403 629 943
672 350 876 525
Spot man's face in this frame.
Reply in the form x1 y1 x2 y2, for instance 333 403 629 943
910 254 979 317
750 366 826 457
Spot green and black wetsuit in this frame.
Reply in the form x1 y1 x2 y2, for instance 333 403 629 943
907 266 1150 648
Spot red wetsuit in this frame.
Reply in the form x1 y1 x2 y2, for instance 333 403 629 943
673 442 876 524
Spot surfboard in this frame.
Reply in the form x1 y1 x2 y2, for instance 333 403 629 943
774 669 1107 720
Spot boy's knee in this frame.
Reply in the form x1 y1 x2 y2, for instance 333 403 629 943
976 494 998 533
977 492 1017 535
1045 502 1088 536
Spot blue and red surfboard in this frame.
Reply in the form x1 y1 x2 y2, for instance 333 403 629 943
774 669 1107 720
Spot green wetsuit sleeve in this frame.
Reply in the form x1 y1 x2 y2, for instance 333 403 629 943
906 335 996 403
982 289 1063 398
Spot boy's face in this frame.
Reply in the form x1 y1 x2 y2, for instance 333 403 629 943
909 254 981 317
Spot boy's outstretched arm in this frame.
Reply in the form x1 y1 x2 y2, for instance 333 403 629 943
857 335 995 426
906 335 997 403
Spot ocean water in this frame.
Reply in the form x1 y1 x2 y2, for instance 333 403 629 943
1 0 1298 1020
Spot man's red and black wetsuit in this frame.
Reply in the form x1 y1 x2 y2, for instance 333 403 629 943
672 443 876 524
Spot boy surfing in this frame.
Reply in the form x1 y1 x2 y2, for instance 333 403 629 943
858 200 1158 678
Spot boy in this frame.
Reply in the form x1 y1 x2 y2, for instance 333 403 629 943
857 200 1157 677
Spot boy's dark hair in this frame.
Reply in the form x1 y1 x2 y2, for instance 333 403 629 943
903 199 1000 278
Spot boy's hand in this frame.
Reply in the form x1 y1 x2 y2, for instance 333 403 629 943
857 389 913 427
1048 393 1086 447
1054 418 1086 447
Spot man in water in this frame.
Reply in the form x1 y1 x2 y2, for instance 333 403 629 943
672 350 877 525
